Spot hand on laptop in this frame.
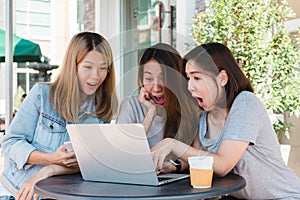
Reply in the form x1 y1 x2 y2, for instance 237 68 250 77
155 161 176 174
151 138 174 173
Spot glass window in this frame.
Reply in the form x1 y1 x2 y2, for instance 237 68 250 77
16 63 38 94
28 25 50 38
15 0 27 9
29 12 50 25
29 0 50 12
14 0 50 98
15 24 28 36
15 11 27 24
138 0 149 26
15 0 51 40
17 73 27 93
77 0 84 32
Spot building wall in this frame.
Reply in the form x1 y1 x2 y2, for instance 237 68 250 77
0 0 5 30
95 0 121 99
287 0 300 18
0 0 8 102
51 0 72 66
50 0 76 80
175 0 195 55
285 0 300 35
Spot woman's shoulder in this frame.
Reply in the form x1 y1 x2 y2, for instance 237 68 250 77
236 90 255 98
30 82 52 92
235 91 260 104
233 91 265 112
117 95 144 123
120 95 140 106
118 95 146 116
28 83 51 96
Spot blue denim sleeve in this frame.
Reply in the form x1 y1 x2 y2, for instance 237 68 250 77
2 83 41 170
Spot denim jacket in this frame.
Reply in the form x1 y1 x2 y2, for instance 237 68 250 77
1 83 106 193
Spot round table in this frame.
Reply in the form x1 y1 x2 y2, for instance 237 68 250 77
35 173 246 200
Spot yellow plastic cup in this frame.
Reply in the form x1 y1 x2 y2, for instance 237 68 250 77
188 156 214 188
189 168 213 188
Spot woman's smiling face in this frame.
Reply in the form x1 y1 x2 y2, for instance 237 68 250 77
77 50 108 98
143 59 165 105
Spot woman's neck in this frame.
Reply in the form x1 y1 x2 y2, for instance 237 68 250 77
206 107 227 139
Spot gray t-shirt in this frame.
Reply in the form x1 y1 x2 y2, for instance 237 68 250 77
199 91 300 199
116 96 164 148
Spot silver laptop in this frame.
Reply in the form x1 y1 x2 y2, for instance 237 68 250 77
66 123 189 186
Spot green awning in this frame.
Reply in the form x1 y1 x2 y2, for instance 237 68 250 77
0 29 42 63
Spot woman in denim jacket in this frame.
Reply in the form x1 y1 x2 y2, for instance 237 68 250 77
0 32 118 200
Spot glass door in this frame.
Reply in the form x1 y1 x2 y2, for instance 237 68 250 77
120 0 176 100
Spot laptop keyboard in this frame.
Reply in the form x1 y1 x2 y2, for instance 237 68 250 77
158 176 173 182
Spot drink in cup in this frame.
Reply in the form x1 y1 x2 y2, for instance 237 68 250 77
188 156 214 188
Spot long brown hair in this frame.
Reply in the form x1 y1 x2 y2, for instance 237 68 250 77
50 32 118 122
138 43 199 143
183 42 253 110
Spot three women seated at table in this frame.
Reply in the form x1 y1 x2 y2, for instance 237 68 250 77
1 31 300 200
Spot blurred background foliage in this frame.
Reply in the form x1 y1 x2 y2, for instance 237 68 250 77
191 0 300 138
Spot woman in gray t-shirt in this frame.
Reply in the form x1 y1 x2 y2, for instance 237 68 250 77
151 42 300 199
116 43 200 173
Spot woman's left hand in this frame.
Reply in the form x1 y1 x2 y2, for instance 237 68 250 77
16 174 41 200
47 145 78 167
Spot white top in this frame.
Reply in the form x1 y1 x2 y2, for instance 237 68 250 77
199 91 300 199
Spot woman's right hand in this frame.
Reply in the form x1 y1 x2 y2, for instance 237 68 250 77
151 138 176 173
138 87 159 134
16 164 80 200
138 87 156 111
